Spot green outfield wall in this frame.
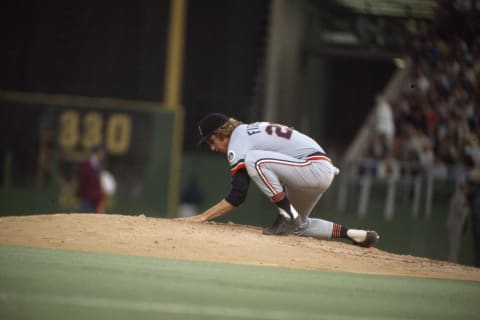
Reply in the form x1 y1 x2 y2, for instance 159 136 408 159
0 97 182 217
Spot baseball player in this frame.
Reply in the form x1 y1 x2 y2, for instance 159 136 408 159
178 113 379 247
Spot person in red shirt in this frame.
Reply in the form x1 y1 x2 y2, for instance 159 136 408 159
77 145 106 213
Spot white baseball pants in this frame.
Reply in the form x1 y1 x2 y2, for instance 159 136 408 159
244 150 340 239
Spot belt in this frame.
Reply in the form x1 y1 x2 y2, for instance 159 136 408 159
306 151 332 163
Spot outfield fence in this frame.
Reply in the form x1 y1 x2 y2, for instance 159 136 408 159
337 160 466 221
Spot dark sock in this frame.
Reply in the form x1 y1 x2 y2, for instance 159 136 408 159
275 195 295 220
332 223 349 239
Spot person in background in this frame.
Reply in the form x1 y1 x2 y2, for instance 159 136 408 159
446 182 470 263
374 95 395 148
77 145 105 213
466 179 480 267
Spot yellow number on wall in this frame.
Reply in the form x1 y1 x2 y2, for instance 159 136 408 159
58 111 80 149
81 112 103 150
106 113 131 155
58 111 131 155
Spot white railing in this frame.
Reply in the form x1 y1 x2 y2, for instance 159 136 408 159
337 160 464 221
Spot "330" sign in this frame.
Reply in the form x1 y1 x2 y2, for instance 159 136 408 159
58 111 132 155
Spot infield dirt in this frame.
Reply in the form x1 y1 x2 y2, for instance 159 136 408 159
0 213 479 281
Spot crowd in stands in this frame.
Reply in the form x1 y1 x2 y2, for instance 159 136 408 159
365 1 480 184
359 1 480 266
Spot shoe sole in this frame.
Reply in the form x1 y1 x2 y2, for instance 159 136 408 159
262 219 300 236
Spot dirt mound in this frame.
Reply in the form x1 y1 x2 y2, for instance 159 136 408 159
0 214 479 281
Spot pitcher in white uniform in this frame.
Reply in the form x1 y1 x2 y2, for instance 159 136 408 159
178 113 379 247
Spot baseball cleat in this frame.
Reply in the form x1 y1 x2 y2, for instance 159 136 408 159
263 214 301 235
353 230 379 248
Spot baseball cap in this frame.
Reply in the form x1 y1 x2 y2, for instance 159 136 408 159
197 113 229 145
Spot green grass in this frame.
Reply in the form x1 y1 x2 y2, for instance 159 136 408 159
0 245 479 320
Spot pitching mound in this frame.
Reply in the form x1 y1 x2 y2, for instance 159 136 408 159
0 213 479 281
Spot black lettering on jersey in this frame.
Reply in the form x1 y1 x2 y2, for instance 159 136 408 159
247 123 261 135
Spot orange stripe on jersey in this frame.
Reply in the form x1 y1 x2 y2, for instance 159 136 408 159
306 155 332 163
231 162 246 175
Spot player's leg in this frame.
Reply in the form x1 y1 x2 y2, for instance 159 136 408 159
285 187 347 240
244 150 379 245
284 166 380 247
245 150 341 235
244 150 338 236
244 150 307 234
296 216 380 247
295 215 379 246
81 199 95 213
287 188 334 239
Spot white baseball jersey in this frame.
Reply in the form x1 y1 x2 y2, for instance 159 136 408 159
227 122 326 175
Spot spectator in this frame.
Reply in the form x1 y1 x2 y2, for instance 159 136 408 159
466 180 480 267
388 2 479 180
374 95 395 147
77 145 106 213
386 2 480 265
447 182 470 263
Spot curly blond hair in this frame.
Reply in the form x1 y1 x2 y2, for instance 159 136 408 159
214 118 243 139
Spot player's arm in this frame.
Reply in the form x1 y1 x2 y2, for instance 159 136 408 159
178 198 235 222
176 169 250 222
